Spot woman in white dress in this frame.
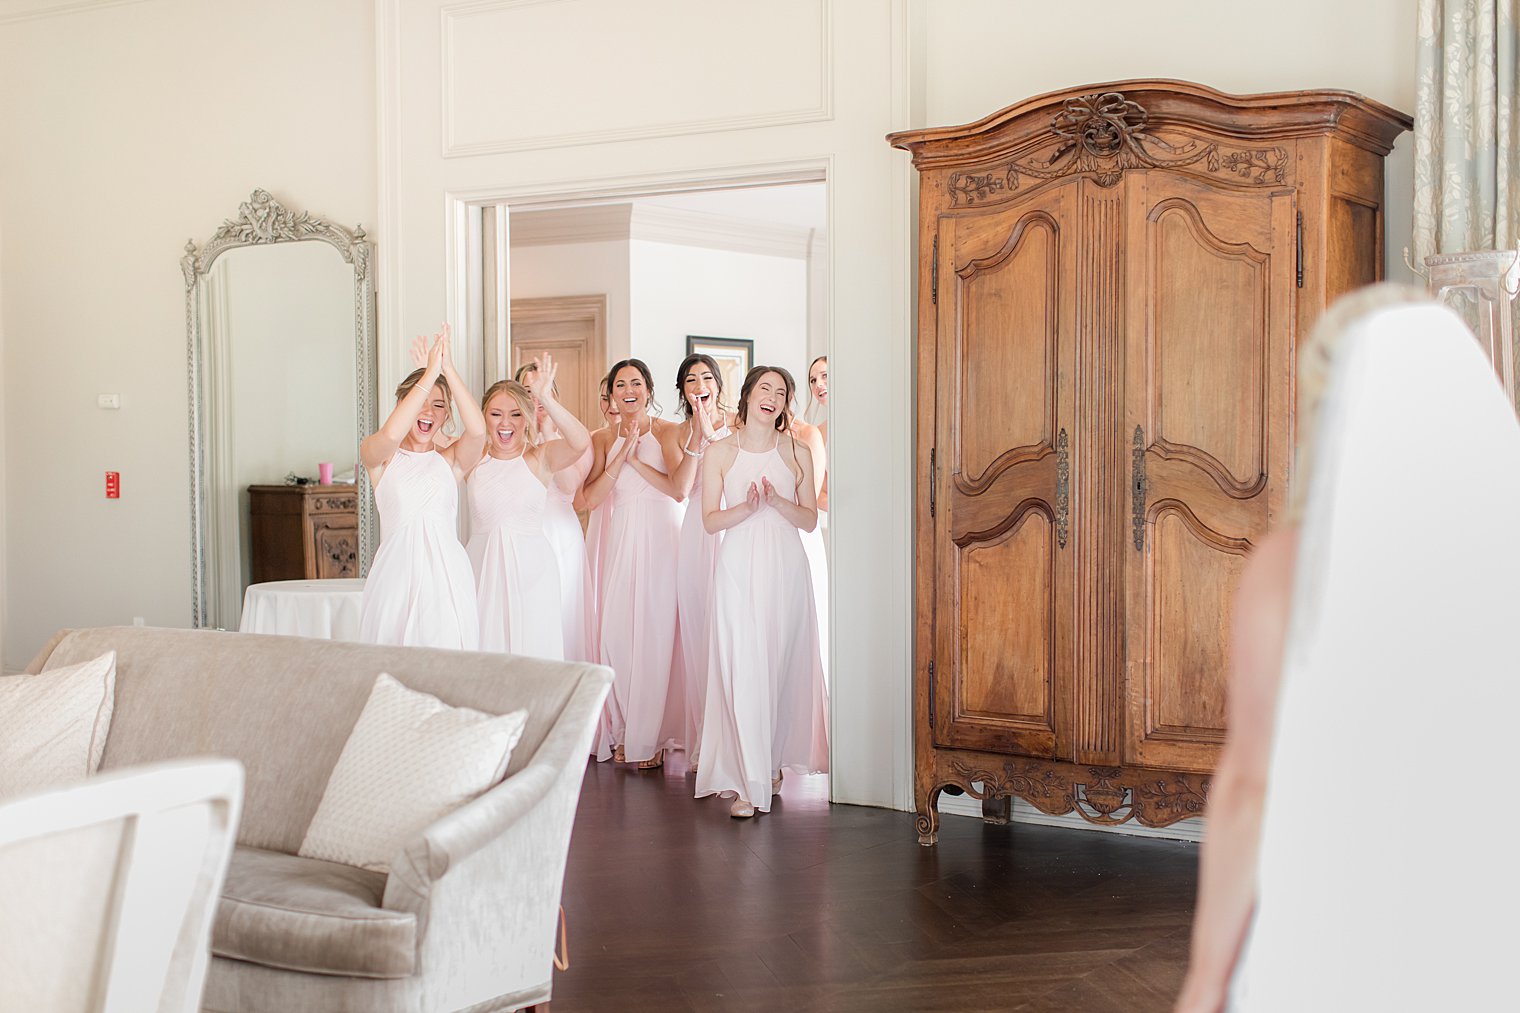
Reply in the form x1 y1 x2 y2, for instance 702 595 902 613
696 366 829 818
514 360 595 662
464 355 590 659
583 359 684 768
659 353 737 771
358 325 484 649
1175 288 1520 1012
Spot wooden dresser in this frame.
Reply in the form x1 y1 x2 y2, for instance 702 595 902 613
888 81 1410 844
248 484 360 582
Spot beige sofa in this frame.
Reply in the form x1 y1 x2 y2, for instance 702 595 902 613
26 626 612 1013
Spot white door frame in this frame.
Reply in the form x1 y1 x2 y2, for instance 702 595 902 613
445 158 843 791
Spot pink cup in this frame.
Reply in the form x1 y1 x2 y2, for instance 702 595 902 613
318 462 334 485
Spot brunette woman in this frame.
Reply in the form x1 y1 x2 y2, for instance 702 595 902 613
465 354 590 659
695 366 828 818
583 359 684 768
660 353 738 770
358 325 485 649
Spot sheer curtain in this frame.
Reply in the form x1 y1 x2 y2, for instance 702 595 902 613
1412 0 1520 258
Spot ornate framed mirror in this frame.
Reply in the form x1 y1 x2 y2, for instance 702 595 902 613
183 189 377 628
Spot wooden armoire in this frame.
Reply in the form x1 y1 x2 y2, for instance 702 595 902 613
888 81 1410 845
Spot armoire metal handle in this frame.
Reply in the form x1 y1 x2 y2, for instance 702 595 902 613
1055 428 1069 549
1131 425 1146 551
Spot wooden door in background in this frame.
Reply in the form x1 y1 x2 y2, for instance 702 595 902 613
508 295 608 432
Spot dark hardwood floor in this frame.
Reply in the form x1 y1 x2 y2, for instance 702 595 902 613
549 754 1199 1012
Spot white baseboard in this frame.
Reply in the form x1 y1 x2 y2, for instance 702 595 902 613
938 788 1204 843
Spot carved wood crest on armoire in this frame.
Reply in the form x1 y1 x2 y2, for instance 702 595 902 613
889 81 1410 845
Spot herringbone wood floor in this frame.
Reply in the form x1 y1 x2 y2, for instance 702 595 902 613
549 755 1199 1012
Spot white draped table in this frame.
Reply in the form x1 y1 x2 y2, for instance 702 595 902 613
238 579 366 642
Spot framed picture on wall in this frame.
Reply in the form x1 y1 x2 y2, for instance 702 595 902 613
686 335 754 402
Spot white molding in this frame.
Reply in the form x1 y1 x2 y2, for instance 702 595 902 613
888 0 920 812
631 206 814 260
438 0 834 158
0 0 146 25
443 161 831 376
938 792 1206 844
507 204 632 247
376 0 404 402
445 159 830 210
506 203 816 260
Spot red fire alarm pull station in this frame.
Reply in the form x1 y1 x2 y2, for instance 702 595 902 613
106 472 120 499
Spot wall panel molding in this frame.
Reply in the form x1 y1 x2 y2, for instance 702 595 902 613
440 0 833 157
0 0 147 25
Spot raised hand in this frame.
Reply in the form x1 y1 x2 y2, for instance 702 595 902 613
526 353 559 399
761 476 777 505
697 397 718 439
409 333 430 369
746 481 762 514
433 322 454 372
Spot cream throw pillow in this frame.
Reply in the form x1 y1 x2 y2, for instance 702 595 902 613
0 651 116 798
300 673 528 872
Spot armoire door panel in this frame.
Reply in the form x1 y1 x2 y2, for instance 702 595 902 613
1145 504 1248 738
955 208 1061 484
1124 171 1295 773
1147 192 1273 493
957 510 1056 728
933 185 1077 758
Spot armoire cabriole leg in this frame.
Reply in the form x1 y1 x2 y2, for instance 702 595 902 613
981 794 1011 825
915 785 943 846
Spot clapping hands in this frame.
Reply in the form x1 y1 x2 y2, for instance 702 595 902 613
409 322 452 374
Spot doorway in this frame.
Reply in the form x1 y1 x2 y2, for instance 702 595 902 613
458 167 835 788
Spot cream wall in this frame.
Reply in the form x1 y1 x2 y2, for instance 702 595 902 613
629 240 809 414
0 0 1422 801
0 0 376 669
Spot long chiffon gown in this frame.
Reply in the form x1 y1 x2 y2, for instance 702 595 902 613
359 448 479 649
676 426 729 765
594 431 684 763
695 444 829 812
542 445 593 662
799 522 829 680
464 454 564 660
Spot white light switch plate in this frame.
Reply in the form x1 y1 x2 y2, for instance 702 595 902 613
97 393 121 409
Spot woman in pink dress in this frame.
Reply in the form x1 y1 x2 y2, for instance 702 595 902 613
515 360 596 663
583 359 684 768
464 355 590 659
789 398 830 682
358 325 484 649
659 353 737 772
806 354 829 514
582 380 620 663
696 366 829 818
